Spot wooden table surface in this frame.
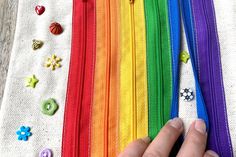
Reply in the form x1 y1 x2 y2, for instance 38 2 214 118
0 0 18 105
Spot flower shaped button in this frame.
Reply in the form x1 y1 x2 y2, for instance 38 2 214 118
25 75 39 88
16 126 32 141
41 98 59 116
39 148 53 157
180 88 194 102
44 54 62 71
180 51 190 63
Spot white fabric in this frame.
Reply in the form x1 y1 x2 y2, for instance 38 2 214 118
0 0 236 156
0 0 72 156
179 21 198 135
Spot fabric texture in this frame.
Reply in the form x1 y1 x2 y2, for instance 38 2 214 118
1 0 236 156
0 0 72 156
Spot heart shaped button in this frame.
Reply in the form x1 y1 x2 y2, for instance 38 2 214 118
35 5 45 15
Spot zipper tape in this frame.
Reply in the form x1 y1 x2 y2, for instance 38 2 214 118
109 0 120 156
61 0 95 156
144 0 172 140
191 0 233 155
180 0 209 128
119 0 148 152
169 0 209 130
91 0 107 156
91 0 120 156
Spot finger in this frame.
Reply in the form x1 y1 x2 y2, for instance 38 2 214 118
118 137 151 157
177 119 207 157
203 150 219 157
143 118 184 157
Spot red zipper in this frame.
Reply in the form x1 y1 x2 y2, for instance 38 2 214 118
61 0 95 156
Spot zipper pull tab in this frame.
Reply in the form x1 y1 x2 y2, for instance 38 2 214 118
129 0 134 4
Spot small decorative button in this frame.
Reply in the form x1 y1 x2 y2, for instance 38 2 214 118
16 126 32 141
180 88 194 102
35 5 45 15
25 75 39 88
41 98 59 116
180 51 190 63
44 54 62 71
32 39 44 50
39 148 53 157
49 22 63 35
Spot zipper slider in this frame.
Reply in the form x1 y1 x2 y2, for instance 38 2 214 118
129 0 134 4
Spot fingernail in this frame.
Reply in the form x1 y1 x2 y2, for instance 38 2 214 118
169 118 183 129
141 137 151 144
194 119 206 134
206 150 219 157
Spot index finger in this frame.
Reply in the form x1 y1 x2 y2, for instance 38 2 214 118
143 118 184 157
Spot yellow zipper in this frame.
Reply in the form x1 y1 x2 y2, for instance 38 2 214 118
119 0 148 152
130 1 137 140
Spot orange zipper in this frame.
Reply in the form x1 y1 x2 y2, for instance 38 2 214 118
91 0 119 156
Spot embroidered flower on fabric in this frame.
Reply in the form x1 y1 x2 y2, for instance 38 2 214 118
41 98 59 116
16 126 32 141
25 75 39 88
44 54 62 71
180 51 190 63
39 148 53 157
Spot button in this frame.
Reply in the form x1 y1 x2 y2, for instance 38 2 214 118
16 126 32 141
44 54 62 71
35 5 45 15
25 75 39 88
41 98 59 116
180 88 194 102
39 148 53 157
180 51 190 63
32 39 44 50
49 22 63 35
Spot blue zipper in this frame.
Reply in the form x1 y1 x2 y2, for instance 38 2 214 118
169 0 209 130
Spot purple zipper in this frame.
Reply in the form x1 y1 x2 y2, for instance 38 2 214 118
191 0 233 156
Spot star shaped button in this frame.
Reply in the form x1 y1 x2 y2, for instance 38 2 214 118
180 51 190 63
25 75 39 88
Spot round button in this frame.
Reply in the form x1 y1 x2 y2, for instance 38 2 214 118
39 148 52 157
180 88 194 102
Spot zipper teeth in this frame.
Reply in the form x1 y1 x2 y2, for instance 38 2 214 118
130 2 137 140
78 2 87 157
104 0 111 156
155 0 164 128
202 1 220 153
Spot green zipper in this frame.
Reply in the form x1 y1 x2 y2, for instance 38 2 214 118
144 0 172 139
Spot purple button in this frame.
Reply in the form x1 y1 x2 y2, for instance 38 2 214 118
39 148 52 157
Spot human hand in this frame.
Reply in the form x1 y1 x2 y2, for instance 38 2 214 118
119 118 219 157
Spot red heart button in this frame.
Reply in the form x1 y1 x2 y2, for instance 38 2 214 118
35 5 45 15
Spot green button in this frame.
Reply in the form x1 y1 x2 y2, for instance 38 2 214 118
41 98 58 116
180 51 190 63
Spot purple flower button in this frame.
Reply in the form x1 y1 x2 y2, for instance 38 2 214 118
39 148 52 157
